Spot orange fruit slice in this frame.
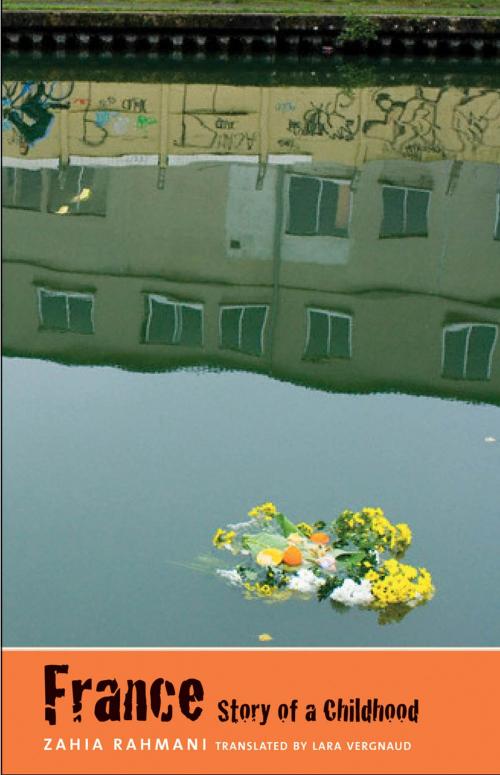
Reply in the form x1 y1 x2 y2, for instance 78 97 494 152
310 532 330 544
282 546 303 566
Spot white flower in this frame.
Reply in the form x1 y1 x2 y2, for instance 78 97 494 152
318 555 337 572
216 569 243 586
287 568 324 594
330 578 374 607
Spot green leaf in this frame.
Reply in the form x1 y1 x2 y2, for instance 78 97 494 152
242 532 288 559
317 576 342 601
336 550 366 568
275 513 299 537
330 548 357 559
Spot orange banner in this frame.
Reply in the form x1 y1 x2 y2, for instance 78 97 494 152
2 649 499 775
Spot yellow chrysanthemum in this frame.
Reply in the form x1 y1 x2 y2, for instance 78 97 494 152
248 502 278 521
370 559 434 608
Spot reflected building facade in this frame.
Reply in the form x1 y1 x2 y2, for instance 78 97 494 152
3 79 500 404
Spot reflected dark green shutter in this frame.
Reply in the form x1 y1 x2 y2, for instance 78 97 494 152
241 307 266 356
305 311 329 359
179 306 202 347
442 328 467 379
380 187 405 238
380 187 429 238
288 177 320 236
220 307 267 356
318 181 339 237
466 326 496 380
69 297 93 334
331 315 351 358
39 291 67 331
148 299 176 344
2 169 42 211
406 189 429 237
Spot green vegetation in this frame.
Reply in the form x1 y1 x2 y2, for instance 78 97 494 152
337 13 378 42
4 0 500 16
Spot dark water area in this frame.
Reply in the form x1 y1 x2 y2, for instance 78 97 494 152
2 54 500 646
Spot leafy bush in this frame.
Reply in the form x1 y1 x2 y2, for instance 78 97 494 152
338 14 378 44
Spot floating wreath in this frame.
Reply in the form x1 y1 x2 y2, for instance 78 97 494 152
212 503 434 624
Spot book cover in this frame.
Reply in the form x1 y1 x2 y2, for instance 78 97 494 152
2 47 500 775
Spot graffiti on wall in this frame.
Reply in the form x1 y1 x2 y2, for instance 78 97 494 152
285 91 361 142
174 113 258 152
362 87 500 160
278 86 500 161
2 81 499 162
2 81 74 154
173 85 259 153
1 83 160 154
80 94 158 147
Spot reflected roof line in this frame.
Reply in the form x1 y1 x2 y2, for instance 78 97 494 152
3 348 500 409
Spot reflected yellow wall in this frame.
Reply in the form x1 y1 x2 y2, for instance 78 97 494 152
3 81 500 164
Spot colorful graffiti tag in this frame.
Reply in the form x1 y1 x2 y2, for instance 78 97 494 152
2 81 74 154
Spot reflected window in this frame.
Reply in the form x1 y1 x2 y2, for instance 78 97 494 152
144 294 203 347
380 185 430 238
287 176 351 238
38 288 94 334
47 167 108 216
304 308 352 361
2 168 43 211
495 193 500 241
219 305 269 357
442 323 498 381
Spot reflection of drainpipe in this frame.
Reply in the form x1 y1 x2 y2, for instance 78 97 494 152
268 166 285 374
257 85 282 371
256 162 267 191
157 84 171 190
56 165 68 190
59 108 69 168
437 160 462 292
257 86 270 191
157 167 166 190
160 84 170 167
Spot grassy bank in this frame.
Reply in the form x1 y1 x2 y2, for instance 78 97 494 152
4 0 500 16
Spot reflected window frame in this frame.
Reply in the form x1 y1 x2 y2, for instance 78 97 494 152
144 293 204 347
304 307 353 362
285 174 353 239
379 184 431 239
2 167 43 212
219 304 270 357
494 192 500 241
47 166 108 218
37 287 95 334
441 322 498 381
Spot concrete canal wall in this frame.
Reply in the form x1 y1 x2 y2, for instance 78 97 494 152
3 12 500 57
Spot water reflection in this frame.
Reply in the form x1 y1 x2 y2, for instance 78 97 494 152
3 69 500 648
3 81 500 404
3 80 500 161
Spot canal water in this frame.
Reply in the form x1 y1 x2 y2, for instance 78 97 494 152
3 54 500 647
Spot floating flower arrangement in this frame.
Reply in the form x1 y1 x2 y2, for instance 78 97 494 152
212 503 434 624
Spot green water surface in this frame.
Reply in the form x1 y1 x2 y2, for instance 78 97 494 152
3 53 500 646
